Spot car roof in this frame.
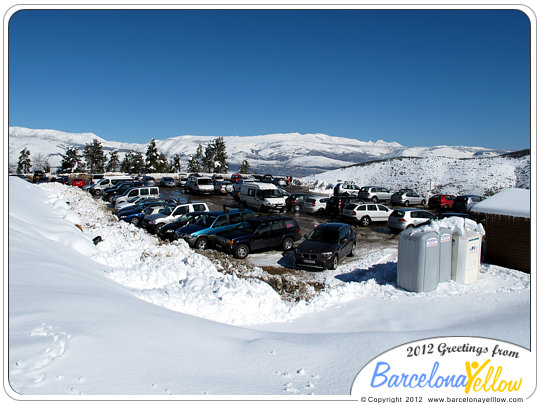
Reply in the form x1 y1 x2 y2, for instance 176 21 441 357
317 222 349 230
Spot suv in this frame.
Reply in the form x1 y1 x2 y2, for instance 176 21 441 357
428 194 456 209
213 216 302 259
285 193 311 212
453 195 485 213
333 182 361 196
342 203 393 226
175 209 255 250
185 175 214 195
325 196 364 216
142 202 209 234
302 196 330 215
358 186 392 203
387 208 437 233
157 212 206 241
103 181 143 202
159 177 176 188
294 223 356 270
112 186 160 205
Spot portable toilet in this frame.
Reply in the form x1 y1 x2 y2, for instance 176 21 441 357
397 228 441 292
451 229 482 284
439 227 452 283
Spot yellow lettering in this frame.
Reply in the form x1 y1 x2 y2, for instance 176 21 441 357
465 360 491 394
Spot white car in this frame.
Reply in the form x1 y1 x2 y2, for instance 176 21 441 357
342 203 393 226
301 195 330 214
387 208 438 233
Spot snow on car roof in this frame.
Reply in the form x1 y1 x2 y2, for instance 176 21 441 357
470 188 530 218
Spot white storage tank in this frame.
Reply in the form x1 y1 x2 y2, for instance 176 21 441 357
397 228 441 293
451 229 482 284
439 227 452 283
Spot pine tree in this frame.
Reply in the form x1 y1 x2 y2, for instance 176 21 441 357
132 151 145 173
170 154 182 173
187 143 204 173
213 137 228 174
202 140 216 173
145 139 160 173
60 147 82 173
154 152 169 173
120 151 135 173
16 148 32 174
239 159 250 174
106 150 120 172
83 140 106 173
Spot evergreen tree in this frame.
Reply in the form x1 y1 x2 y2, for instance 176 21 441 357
213 137 228 174
16 148 32 174
106 150 120 172
170 154 182 173
120 151 135 173
60 146 82 173
132 151 145 173
145 139 160 173
154 152 170 173
187 143 204 173
83 140 106 173
202 140 216 173
239 159 250 174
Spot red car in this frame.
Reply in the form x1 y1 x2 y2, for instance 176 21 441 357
71 178 85 187
231 174 243 184
428 194 455 209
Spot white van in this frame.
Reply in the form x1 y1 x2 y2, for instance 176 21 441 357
112 186 160 205
185 175 214 195
239 182 286 212
89 175 133 196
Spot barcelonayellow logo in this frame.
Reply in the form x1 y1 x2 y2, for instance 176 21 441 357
351 337 533 399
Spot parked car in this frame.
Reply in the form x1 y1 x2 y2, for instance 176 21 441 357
114 195 156 213
32 170 45 183
116 198 176 217
157 212 206 241
159 177 176 188
89 175 133 196
176 174 189 188
112 186 160 205
185 175 214 195
142 202 210 234
386 208 437 233
213 216 302 259
285 193 311 213
294 223 356 270
103 181 143 202
175 209 255 250
214 180 234 195
342 203 393 226
301 196 330 215
142 176 157 186
390 191 426 206
358 186 393 203
428 194 456 209
71 178 85 187
333 182 362 196
453 195 485 213
230 173 244 184
118 203 169 226
91 174 104 184
325 196 364 216
239 182 286 212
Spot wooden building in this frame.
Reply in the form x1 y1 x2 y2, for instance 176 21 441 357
471 188 531 273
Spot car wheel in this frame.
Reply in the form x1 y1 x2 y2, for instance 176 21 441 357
233 244 250 259
329 254 339 270
360 216 371 227
131 217 139 226
404 200 409 207
406 224 414 229
293 204 301 213
349 242 356 257
95 189 102 196
420 199 426 206
282 237 294 251
195 237 209 250
154 223 164 234
371 196 378 203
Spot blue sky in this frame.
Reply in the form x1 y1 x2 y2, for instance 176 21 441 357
9 9 531 150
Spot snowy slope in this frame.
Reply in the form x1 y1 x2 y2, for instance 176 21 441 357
300 154 531 196
8 178 530 395
8 126 509 176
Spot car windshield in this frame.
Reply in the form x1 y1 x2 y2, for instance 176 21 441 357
159 206 174 215
236 221 259 234
193 214 218 227
198 179 212 185
307 228 340 243
260 189 282 198
390 210 406 218
455 196 468 202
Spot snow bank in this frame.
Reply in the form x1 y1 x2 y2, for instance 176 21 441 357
471 188 531 218
410 216 485 237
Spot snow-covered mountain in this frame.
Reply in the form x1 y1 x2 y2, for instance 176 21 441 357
8 126 510 176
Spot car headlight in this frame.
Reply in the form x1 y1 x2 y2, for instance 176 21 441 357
150 220 156 224
294 248 301 255
321 252 333 258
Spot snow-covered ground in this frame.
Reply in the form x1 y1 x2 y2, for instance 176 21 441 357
300 154 530 196
8 177 530 396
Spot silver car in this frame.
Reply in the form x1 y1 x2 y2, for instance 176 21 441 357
342 203 393 226
387 208 437 232
301 195 330 214
453 195 485 212
390 191 426 206
358 186 392 203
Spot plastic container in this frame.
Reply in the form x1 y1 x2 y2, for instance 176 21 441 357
439 227 452 283
397 228 441 292
451 229 482 284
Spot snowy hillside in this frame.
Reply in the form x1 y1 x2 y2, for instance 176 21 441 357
300 154 531 196
8 126 509 176
8 177 531 395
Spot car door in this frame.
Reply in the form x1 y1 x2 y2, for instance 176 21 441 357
367 204 379 221
337 226 352 257
376 204 392 221
251 222 272 250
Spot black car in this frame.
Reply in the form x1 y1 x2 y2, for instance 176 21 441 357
157 212 205 241
285 193 311 213
102 181 143 202
294 222 356 270
116 198 177 217
213 216 302 259
325 196 364 216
